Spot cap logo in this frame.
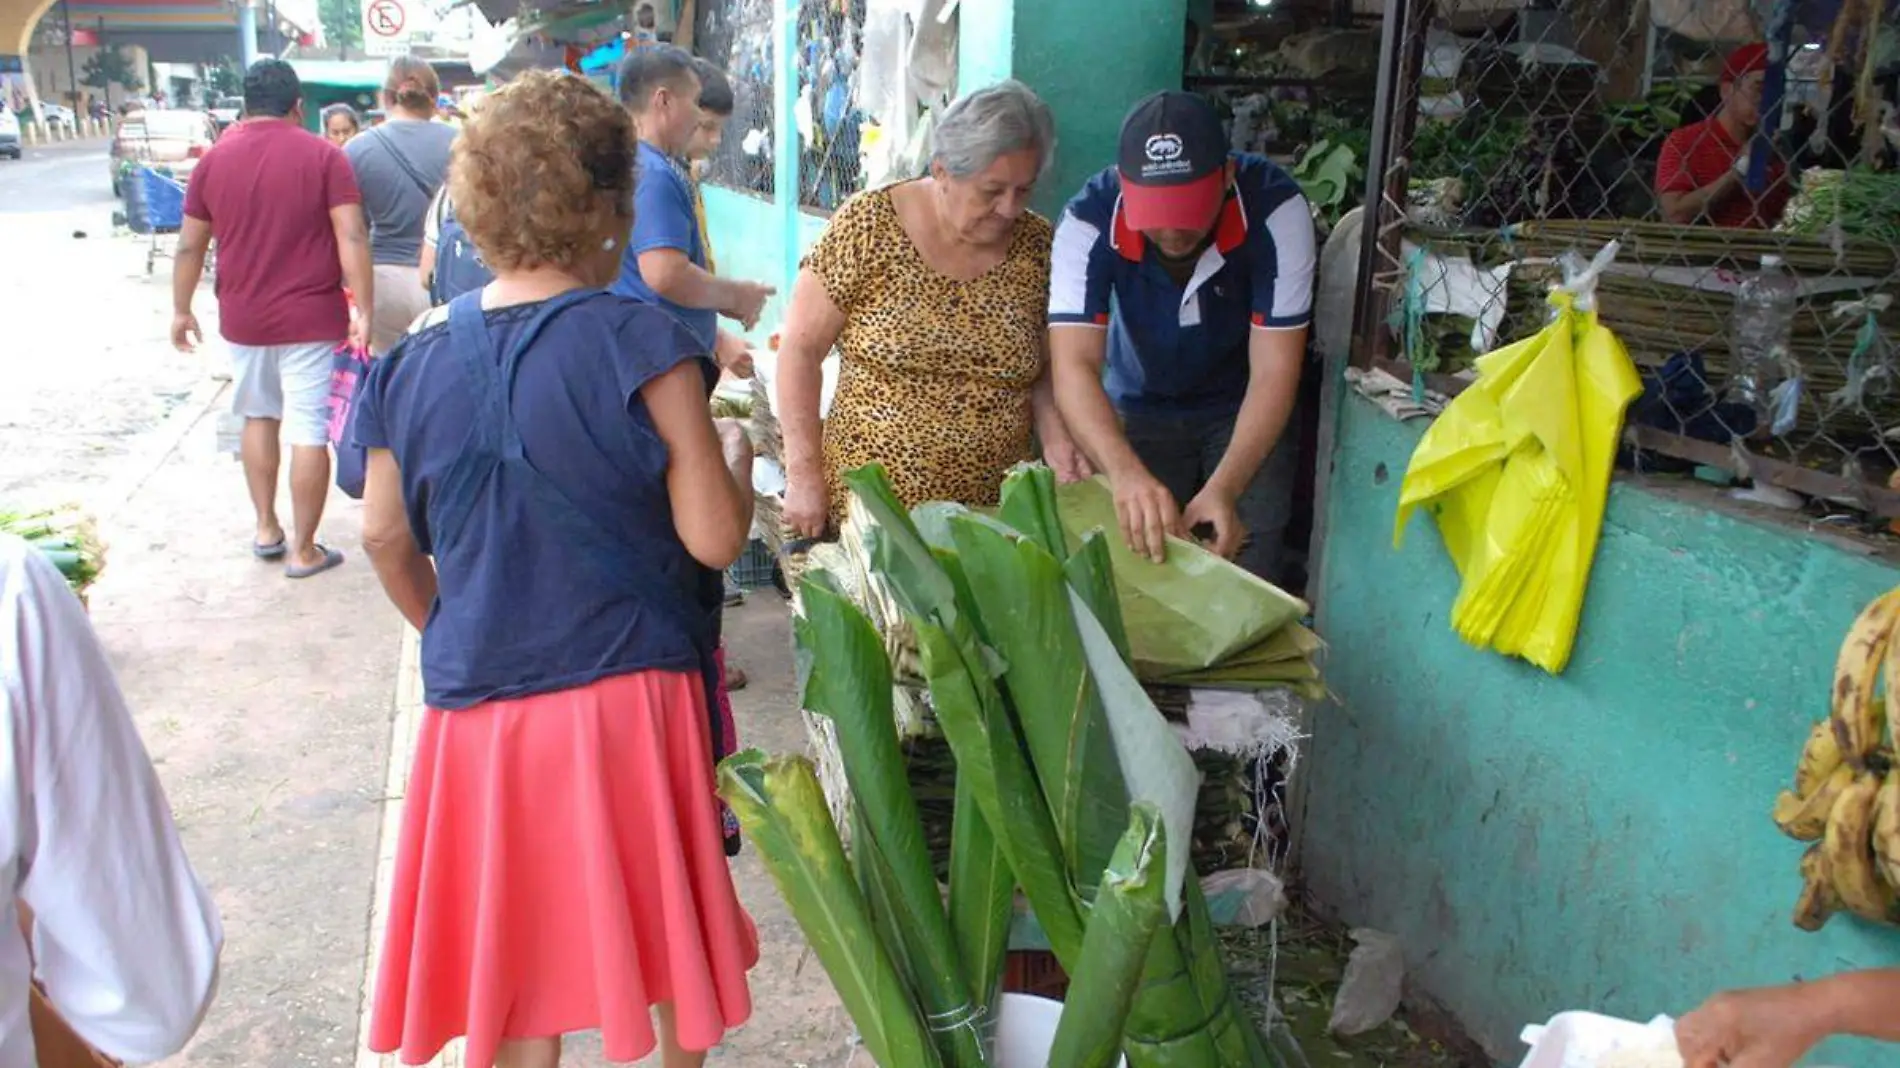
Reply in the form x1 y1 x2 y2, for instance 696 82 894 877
1145 133 1184 162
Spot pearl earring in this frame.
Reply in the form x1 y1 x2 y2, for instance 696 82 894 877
603 236 618 251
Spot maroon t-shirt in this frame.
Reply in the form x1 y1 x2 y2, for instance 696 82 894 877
183 119 362 346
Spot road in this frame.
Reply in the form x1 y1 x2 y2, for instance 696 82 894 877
0 138 851 1068
0 139 208 508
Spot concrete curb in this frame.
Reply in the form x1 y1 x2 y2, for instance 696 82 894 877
91 375 229 524
354 626 465 1068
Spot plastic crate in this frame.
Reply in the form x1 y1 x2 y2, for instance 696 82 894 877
725 538 777 589
1001 950 1069 1000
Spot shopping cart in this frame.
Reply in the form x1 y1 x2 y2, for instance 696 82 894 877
120 164 209 276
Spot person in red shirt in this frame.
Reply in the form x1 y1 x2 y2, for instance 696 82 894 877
1655 43 1792 229
172 59 374 579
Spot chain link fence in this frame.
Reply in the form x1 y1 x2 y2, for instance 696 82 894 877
1355 0 1900 522
692 0 869 209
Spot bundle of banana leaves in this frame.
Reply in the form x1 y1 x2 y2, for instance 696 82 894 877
1 508 105 597
720 463 1299 1067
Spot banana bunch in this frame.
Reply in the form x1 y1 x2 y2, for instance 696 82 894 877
1772 588 1900 931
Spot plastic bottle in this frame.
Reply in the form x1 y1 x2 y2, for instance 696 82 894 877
1728 254 1800 432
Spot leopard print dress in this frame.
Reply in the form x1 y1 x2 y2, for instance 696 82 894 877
802 184 1053 524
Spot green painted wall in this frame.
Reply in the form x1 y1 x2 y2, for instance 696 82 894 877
1008 0 1186 217
701 185 828 341
1308 394 1900 1065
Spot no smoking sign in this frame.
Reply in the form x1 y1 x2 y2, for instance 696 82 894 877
366 0 405 37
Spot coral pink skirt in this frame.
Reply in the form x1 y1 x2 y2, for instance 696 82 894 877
367 669 758 1068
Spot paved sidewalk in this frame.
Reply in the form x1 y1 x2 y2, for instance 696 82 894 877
78 384 857 1066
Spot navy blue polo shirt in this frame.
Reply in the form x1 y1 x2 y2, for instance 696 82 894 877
1048 153 1317 416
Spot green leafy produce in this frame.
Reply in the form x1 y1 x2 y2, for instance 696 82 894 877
1 508 104 594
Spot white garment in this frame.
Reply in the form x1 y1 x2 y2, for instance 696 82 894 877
0 535 222 1067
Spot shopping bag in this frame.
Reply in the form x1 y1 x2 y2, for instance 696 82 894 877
18 906 122 1068
327 344 372 499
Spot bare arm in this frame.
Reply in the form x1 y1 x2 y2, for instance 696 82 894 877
778 267 848 538
1050 324 1147 480
1051 322 1179 562
639 249 773 328
1679 969 1900 1068
172 214 211 321
1659 169 1741 224
1031 338 1092 482
360 448 437 631
1819 969 1900 1043
645 361 754 568
331 203 374 346
1205 326 1305 501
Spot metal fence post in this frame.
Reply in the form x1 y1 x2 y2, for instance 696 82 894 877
1348 0 1433 370
774 0 799 300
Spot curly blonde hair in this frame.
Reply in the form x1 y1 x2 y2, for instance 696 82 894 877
448 70 635 273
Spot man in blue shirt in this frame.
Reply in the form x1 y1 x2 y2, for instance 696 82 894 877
612 45 774 360
1050 91 1316 585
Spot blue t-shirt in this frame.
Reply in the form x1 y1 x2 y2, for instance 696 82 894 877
612 141 718 351
1047 153 1317 416
352 291 718 710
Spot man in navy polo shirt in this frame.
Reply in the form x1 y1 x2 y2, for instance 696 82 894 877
1050 90 1315 585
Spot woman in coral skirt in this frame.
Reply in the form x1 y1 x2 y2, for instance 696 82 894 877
350 70 758 1068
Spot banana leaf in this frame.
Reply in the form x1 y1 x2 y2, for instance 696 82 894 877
1053 477 1307 675
1064 529 1131 663
948 513 1130 899
998 462 1070 560
1048 803 1169 1068
716 752 942 1068
948 776 1012 1015
795 572 989 1066
915 617 1088 961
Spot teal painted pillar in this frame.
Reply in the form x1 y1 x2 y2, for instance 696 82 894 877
999 0 1187 216
956 0 1014 93
238 1 258 70
773 0 798 299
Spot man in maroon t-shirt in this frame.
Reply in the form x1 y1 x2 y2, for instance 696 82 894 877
1655 43 1792 229
173 59 373 579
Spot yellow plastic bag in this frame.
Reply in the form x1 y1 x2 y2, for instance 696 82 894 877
1394 243 1642 674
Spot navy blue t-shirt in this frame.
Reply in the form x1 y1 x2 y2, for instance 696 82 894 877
352 291 718 710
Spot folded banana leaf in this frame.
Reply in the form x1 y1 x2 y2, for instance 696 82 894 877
1049 803 1169 1068
1051 478 1308 676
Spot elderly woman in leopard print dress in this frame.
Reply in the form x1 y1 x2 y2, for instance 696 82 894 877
776 80 1090 538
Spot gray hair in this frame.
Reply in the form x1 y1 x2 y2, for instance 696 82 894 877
930 80 1057 180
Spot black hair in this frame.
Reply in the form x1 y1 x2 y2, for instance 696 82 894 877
616 44 698 110
692 57 734 116
243 58 301 119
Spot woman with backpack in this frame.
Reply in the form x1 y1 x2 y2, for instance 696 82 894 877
344 55 457 354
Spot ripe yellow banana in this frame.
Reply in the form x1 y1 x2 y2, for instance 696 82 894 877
1822 771 1900 924
1773 764 1855 841
1793 718 1845 797
1832 590 1900 770
1874 770 1900 891
1793 844 1838 932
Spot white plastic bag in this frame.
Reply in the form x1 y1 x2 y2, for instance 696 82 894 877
1326 929 1404 1036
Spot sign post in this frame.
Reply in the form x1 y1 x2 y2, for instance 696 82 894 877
361 0 412 56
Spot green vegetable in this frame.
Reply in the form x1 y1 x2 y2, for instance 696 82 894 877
1048 803 1169 1068
716 752 942 1068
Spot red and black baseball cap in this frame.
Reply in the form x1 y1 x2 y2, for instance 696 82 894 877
1117 90 1229 232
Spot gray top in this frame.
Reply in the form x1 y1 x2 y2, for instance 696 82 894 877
344 119 456 267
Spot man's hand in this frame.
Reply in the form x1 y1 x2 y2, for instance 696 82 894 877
723 281 776 332
1677 983 1829 1068
1182 485 1246 560
714 417 754 486
1112 468 1182 564
348 311 371 354
170 311 202 353
715 332 756 379
784 471 829 540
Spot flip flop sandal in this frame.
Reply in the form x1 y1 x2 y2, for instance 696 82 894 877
253 539 287 560
285 545 346 579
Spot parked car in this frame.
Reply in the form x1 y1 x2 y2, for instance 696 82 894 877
110 109 216 195
36 103 76 130
207 95 241 132
0 108 21 160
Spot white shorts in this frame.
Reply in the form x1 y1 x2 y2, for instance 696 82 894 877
229 341 337 447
